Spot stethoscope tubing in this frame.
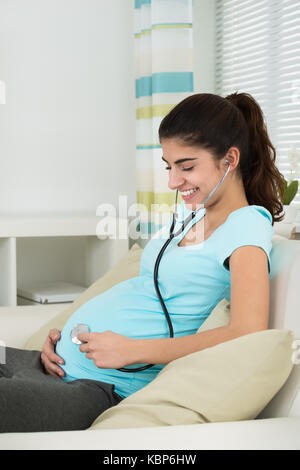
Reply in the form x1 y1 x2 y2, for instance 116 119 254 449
117 210 196 372
117 235 174 372
118 162 230 372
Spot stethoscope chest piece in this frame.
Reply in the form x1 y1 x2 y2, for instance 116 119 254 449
70 323 90 344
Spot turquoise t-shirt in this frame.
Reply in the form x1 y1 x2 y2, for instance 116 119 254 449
55 203 274 398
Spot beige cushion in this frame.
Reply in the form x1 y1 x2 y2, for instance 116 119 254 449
198 297 230 331
91 329 294 429
24 244 143 351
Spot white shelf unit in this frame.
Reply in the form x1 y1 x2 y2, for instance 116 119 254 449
0 215 129 307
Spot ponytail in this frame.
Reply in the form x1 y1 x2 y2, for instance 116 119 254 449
225 92 284 223
159 92 285 224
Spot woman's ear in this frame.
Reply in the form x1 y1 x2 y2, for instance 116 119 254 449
225 147 240 170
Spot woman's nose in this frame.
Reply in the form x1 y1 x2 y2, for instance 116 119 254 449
168 169 185 191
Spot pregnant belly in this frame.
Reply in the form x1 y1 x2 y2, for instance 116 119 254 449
61 277 168 338
55 276 204 379
55 276 170 383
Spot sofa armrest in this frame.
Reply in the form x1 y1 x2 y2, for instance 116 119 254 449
0 304 67 348
0 417 299 450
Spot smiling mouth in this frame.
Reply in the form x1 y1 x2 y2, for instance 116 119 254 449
180 187 199 199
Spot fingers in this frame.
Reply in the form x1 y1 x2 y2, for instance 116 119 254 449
45 332 64 363
79 342 89 353
41 349 65 378
78 333 93 355
77 332 90 344
49 328 61 344
41 354 65 378
47 328 62 366
41 329 65 378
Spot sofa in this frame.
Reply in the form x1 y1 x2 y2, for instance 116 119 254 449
0 236 300 450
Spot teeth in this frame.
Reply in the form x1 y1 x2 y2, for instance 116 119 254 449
181 187 198 196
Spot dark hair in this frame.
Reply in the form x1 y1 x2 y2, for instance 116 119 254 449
158 92 285 224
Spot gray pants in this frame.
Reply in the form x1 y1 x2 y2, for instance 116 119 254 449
0 347 123 433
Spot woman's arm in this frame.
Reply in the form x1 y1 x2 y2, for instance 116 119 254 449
135 245 270 364
78 245 270 368
134 325 243 365
35 245 270 373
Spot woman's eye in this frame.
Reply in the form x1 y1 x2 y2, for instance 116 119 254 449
165 166 194 171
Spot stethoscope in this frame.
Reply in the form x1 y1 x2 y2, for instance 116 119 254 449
71 160 231 372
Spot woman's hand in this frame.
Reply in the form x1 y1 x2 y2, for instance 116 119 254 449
41 328 65 378
77 330 137 370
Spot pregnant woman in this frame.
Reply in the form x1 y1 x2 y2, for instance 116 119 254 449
1 92 284 432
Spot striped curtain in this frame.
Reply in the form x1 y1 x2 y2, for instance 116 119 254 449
134 0 194 237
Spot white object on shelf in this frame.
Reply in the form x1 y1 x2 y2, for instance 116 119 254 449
17 296 73 306
17 281 86 304
17 296 41 306
0 215 129 307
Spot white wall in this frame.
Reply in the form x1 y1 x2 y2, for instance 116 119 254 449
0 0 215 216
193 0 216 94
0 0 136 215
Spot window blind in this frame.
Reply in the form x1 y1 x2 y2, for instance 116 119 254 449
215 0 300 218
